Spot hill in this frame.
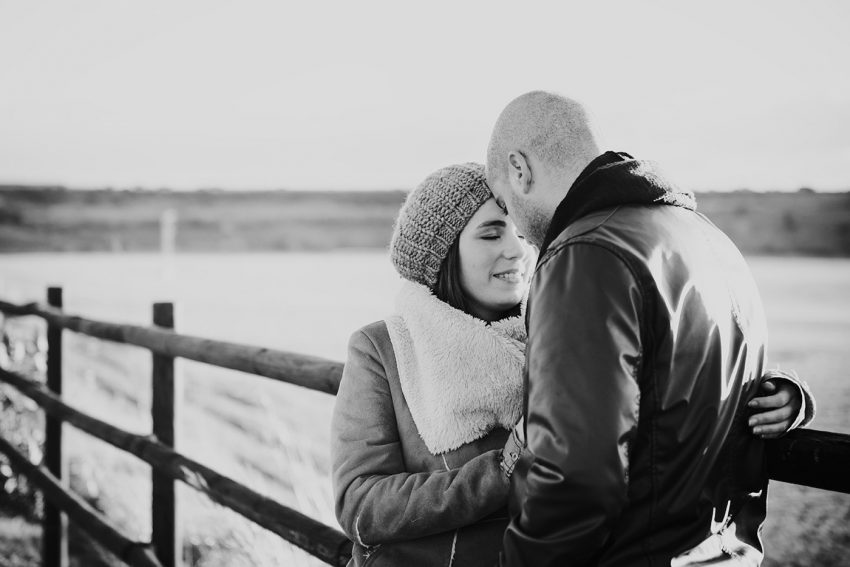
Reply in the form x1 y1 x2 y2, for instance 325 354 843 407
1 186 848 255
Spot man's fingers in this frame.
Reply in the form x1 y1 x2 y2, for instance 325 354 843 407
749 405 793 427
751 378 801 437
748 388 792 409
753 421 789 438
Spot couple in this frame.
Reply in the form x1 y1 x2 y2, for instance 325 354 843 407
331 92 814 566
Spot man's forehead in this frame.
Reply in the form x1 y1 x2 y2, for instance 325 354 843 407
483 175 507 212
493 195 508 214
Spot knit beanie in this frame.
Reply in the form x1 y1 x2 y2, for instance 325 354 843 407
390 162 492 288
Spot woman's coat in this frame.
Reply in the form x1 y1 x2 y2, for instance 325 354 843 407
331 281 526 567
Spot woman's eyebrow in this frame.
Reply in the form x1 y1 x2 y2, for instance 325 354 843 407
477 219 507 229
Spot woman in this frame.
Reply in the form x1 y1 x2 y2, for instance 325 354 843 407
331 163 811 567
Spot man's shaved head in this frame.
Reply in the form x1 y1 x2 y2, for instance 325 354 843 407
485 91 600 247
486 91 599 184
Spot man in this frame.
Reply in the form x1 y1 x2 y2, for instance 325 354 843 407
485 91 807 566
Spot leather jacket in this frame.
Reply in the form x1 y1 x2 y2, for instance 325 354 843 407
502 152 770 566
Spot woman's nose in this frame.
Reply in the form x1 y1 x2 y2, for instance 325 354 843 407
502 233 527 260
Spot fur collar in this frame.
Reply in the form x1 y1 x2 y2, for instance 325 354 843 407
385 280 526 455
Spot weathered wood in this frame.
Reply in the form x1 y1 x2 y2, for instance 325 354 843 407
0 299 343 394
45 287 67 567
0 436 163 567
0 298 38 316
151 303 180 567
766 428 850 493
0 367 353 566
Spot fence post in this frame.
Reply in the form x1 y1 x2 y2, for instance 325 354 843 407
152 302 181 567
44 286 68 567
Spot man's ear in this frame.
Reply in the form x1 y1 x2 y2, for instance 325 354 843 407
507 151 533 195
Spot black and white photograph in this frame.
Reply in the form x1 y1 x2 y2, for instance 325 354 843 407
1 2 848 566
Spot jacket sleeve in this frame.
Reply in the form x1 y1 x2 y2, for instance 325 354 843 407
331 328 510 546
760 369 816 430
502 243 642 567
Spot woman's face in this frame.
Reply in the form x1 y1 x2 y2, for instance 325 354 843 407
457 198 536 321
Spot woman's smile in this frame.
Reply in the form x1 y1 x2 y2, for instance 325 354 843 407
492 268 526 284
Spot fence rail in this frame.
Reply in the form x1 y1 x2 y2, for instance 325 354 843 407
1 289 849 567
766 428 850 493
0 437 163 567
0 289 351 567
0 366 352 565
0 298 344 395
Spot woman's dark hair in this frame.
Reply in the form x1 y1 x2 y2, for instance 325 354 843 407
434 237 469 314
434 237 522 321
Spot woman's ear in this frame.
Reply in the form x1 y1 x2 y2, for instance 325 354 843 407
507 151 533 195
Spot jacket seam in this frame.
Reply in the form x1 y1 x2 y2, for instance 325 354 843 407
547 236 660 562
448 530 458 567
358 328 389 380
353 513 368 548
353 515 382 557
351 329 381 553
693 212 747 334
537 206 622 269
536 238 651 559
349 326 394 553
536 238 648 368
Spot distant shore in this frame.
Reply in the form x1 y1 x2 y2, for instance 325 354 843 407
1 186 848 256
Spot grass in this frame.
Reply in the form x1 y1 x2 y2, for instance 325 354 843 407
0 514 40 567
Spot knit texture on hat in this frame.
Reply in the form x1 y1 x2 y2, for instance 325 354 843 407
390 162 492 288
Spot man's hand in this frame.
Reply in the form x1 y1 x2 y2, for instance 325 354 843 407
747 379 803 439
500 420 526 479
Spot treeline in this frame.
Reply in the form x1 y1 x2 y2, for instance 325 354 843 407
1 186 848 255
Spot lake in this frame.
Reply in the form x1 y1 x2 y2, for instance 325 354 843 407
1 252 849 566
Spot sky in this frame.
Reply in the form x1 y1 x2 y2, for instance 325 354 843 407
1 1 848 192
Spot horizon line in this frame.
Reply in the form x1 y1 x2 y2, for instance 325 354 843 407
1 183 848 195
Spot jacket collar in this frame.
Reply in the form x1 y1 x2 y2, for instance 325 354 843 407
385 280 525 454
537 151 697 261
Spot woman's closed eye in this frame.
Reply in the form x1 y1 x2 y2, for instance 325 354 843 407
481 230 525 242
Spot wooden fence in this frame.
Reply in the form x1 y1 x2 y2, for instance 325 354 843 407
0 288 350 567
0 288 849 567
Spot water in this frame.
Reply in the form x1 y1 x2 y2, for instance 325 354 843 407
1 252 849 565
0 251 401 359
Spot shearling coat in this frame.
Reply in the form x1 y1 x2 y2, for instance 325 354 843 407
332 297 523 567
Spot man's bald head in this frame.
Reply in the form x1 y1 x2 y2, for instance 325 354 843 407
486 91 599 185
485 91 600 247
